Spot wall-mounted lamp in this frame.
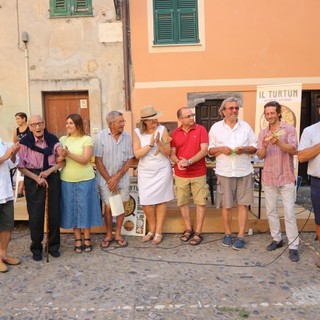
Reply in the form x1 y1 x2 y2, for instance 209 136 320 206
21 31 29 44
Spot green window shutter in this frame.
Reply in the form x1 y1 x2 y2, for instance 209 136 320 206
73 0 93 16
50 0 92 17
154 10 175 44
153 0 199 44
50 0 70 17
177 9 199 43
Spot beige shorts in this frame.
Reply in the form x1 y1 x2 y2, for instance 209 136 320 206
216 174 253 209
174 175 208 206
98 185 130 205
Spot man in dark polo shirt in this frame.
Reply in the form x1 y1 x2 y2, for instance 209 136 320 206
18 115 63 261
170 107 209 245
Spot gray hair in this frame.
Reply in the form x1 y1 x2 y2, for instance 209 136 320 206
106 111 123 126
219 97 242 118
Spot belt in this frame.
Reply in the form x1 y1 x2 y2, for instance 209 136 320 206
311 176 320 180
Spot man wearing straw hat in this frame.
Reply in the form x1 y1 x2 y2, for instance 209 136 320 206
170 107 209 245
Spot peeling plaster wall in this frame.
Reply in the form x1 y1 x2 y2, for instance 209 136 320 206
0 0 124 141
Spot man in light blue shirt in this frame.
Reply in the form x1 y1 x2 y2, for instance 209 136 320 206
95 111 135 248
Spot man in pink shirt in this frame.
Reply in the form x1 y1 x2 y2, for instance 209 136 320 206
257 101 299 262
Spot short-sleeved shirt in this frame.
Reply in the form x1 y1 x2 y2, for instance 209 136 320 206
208 120 257 177
94 128 134 188
257 121 297 187
298 121 320 178
171 124 208 178
60 135 95 182
0 138 15 203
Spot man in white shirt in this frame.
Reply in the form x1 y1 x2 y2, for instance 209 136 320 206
208 97 257 250
298 105 320 267
0 138 20 272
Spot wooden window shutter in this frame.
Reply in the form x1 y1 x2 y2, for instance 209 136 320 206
153 0 198 44
50 0 70 17
177 0 199 43
154 0 175 44
73 0 93 16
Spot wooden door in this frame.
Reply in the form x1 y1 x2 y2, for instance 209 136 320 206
44 92 90 138
195 99 223 132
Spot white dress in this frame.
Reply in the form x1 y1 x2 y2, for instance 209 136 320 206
135 125 174 205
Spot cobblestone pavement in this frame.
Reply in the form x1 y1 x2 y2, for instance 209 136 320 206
1 223 320 319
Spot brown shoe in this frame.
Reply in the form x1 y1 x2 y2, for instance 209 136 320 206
3 256 21 265
316 257 320 268
0 260 8 273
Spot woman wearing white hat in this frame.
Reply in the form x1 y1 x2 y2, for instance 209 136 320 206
133 105 174 245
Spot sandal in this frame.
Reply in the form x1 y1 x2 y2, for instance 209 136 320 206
115 239 128 247
152 233 163 245
189 232 203 246
100 238 113 248
180 229 194 242
83 238 92 252
74 238 82 253
141 232 154 243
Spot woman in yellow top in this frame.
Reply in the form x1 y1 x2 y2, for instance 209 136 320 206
58 114 102 253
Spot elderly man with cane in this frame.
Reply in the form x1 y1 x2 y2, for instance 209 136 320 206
18 115 64 261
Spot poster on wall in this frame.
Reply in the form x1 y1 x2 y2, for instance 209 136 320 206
121 177 146 237
255 83 302 137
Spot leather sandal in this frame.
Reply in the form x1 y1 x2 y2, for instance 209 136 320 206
83 238 92 252
141 232 154 243
74 238 82 253
180 229 194 242
189 232 203 245
152 233 163 245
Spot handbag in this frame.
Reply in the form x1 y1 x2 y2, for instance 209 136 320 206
109 193 125 217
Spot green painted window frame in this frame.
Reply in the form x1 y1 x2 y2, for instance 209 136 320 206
50 0 93 17
153 0 199 45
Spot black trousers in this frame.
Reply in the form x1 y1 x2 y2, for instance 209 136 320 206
24 170 61 255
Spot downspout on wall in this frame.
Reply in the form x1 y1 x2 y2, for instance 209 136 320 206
121 0 131 112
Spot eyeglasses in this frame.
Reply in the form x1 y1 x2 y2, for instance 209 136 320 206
225 107 239 111
115 120 126 124
181 113 195 119
29 121 44 128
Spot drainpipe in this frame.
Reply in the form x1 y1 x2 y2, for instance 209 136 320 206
22 32 31 115
121 0 131 111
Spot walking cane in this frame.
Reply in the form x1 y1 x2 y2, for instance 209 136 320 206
45 186 49 263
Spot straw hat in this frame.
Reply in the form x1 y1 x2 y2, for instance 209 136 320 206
140 105 162 120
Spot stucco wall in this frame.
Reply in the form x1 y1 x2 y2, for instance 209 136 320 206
0 0 124 141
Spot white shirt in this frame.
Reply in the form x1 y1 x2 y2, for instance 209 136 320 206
0 139 15 203
208 120 257 177
298 121 320 178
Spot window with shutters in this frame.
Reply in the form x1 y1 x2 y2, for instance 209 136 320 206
50 0 93 17
153 0 199 45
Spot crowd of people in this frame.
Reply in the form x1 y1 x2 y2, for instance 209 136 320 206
1 96 319 273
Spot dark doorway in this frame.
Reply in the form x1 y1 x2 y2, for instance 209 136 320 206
195 99 223 132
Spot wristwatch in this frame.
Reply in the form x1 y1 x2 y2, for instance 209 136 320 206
188 159 193 165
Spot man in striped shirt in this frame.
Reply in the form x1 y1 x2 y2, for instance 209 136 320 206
95 111 135 248
257 101 299 262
